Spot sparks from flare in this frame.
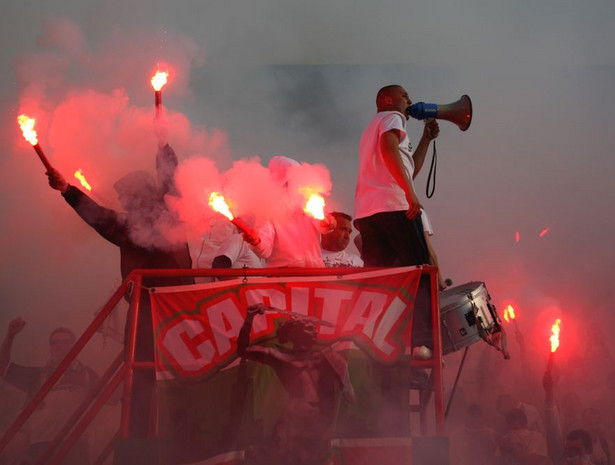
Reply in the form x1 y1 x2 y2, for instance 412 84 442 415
74 169 92 191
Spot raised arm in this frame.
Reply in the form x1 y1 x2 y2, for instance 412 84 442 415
47 167 126 246
156 143 179 197
236 304 281 367
0 317 25 377
237 304 264 357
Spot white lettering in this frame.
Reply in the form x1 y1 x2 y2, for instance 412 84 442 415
371 296 407 356
207 300 245 357
342 291 387 338
315 288 354 335
162 320 215 373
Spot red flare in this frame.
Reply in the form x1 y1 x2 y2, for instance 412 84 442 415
17 114 53 171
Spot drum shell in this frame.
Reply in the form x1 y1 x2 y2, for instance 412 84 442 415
439 281 496 355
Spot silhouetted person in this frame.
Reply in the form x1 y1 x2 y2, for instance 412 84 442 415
1 318 98 465
46 143 193 437
496 408 550 465
237 304 354 465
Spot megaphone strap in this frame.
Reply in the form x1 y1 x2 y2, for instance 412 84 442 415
425 141 437 199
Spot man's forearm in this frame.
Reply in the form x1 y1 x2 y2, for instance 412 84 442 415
0 335 15 377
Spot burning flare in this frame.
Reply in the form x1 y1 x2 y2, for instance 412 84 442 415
300 189 325 220
539 227 551 238
74 169 92 191
208 192 234 221
550 318 561 353
151 70 169 91
17 114 38 145
503 305 516 323
515 231 521 243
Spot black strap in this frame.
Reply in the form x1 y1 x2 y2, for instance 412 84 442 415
425 141 437 199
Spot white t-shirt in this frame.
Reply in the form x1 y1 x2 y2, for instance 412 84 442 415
251 210 331 268
354 111 416 220
215 233 265 268
321 249 364 268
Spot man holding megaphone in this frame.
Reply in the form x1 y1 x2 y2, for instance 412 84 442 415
354 84 439 268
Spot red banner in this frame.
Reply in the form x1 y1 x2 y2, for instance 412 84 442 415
150 267 424 465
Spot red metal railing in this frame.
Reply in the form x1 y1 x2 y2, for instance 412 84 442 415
0 266 444 464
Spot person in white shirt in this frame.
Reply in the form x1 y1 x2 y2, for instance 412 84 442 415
212 216 266 270
242 156 335 267
354 84 439 268
321 212 363 268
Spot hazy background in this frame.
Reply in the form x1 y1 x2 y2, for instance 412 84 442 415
1 0 614 425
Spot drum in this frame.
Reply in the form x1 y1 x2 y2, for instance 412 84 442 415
439 281 502 355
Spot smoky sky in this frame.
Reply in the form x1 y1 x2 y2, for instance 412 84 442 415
1 0 614 402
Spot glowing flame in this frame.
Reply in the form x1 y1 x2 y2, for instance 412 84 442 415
504 305 516 323
17 114 38 145
550 318 561 353
208 192 234 221
298 188 326 220
74 169 92 191
151 70 169 91
304 193 325 220
515 231 521 243
539 227 551 238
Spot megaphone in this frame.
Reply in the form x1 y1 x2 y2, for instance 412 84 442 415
408 94 473 131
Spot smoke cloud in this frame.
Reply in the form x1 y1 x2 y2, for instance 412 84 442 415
1 0 615 462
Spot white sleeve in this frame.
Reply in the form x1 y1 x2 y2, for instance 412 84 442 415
380 112 407 142
250 220 275 260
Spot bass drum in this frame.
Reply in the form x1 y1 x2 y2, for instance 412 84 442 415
439 281 502 355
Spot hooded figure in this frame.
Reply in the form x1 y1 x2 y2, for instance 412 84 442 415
46 143 193 438
243 156 335 268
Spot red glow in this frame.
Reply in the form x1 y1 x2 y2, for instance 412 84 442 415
515 231 520 243
539 227 551 238
550 318 561 353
